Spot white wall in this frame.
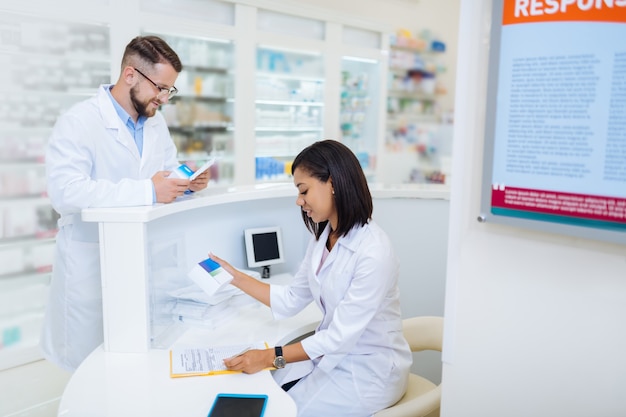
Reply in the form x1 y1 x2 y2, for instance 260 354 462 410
441 1 626 416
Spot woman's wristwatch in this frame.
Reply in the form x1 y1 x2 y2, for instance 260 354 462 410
273 346 286 369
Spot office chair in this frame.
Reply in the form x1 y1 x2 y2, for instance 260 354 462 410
374 316 444 417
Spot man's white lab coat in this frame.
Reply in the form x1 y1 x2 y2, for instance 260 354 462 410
40 85 179 371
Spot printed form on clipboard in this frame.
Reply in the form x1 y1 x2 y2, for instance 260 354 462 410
170 341 270 378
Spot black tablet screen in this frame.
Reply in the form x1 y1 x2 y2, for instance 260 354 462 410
208 394 268 417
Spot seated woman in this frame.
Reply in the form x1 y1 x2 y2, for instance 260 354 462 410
210 139 411 417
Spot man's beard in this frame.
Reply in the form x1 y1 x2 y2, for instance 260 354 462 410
130 85 158 118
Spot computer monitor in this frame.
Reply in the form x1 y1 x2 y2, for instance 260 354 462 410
244 226 285 278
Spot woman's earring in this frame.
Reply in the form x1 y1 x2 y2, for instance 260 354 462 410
332 189 335 195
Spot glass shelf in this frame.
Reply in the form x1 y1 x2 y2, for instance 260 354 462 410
255 127 323 132
255 46 325 181
0 11 109 369
340 56 381 178
149 33 236 185
255 99 323 106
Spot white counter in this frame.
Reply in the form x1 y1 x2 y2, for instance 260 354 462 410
59 275 322 417
68 182 451 414
82 182 450 223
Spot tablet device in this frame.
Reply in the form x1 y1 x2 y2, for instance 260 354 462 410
207 393 268 417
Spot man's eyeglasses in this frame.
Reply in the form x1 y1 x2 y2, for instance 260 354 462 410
133 67 178 99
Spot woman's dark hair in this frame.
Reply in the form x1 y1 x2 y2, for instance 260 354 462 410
122 35 183 72
291 140 372 240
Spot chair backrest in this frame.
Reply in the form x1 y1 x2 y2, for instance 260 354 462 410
402 316 443 353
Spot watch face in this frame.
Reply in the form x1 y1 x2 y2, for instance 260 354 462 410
274 356 286 369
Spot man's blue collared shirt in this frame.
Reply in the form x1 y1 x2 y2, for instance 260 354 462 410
106 85 157 202
106 86 146 156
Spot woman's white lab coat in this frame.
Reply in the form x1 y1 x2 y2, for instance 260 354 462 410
40 85 179 371
270 221 412 417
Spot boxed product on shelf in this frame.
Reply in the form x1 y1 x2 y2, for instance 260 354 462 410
2 203 57 240
0 311 45 351
0 278 49 318
26 241 55 273
0 165 47 198
0 247 24 276
3 205 38 239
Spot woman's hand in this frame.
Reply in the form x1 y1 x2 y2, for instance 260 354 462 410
208 253 238 277
209 253 271 306
223 349 273 374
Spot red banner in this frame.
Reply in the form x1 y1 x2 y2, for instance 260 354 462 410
491 186 626 223
503 0 626 25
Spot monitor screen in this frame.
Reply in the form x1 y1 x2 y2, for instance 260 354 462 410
244 226 285 268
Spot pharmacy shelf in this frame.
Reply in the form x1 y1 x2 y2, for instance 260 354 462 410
255 126 323 132
255 100 324 106
387 90 437 101
0 10 109 370
150 32 235 184
256 72 325 83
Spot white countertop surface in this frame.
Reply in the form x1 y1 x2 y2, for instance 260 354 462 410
82 182 450 223
59 274 322 417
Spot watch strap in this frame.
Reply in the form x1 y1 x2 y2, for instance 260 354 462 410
274 346 283 357
273 346 286 369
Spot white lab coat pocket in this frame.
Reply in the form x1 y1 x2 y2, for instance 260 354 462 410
353 352 402 411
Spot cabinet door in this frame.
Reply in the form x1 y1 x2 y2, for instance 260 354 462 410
340 57 381 180
385 40 449 185
254 47 325 181
386 45 440 144
0 12 110 370
148 33 236 185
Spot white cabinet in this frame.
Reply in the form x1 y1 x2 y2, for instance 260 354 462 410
138 1 389 184
0 10 110 370
149 33 236 184
250 15 388 183
340 57 382 179
254 47 325 180
383 32 451 185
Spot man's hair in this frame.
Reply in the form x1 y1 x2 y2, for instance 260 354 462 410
121 35 183 72
292 139 373 240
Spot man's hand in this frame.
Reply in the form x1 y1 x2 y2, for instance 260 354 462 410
152 171 190 203
189 170 210 192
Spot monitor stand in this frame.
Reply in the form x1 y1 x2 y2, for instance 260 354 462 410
262 265 271 279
